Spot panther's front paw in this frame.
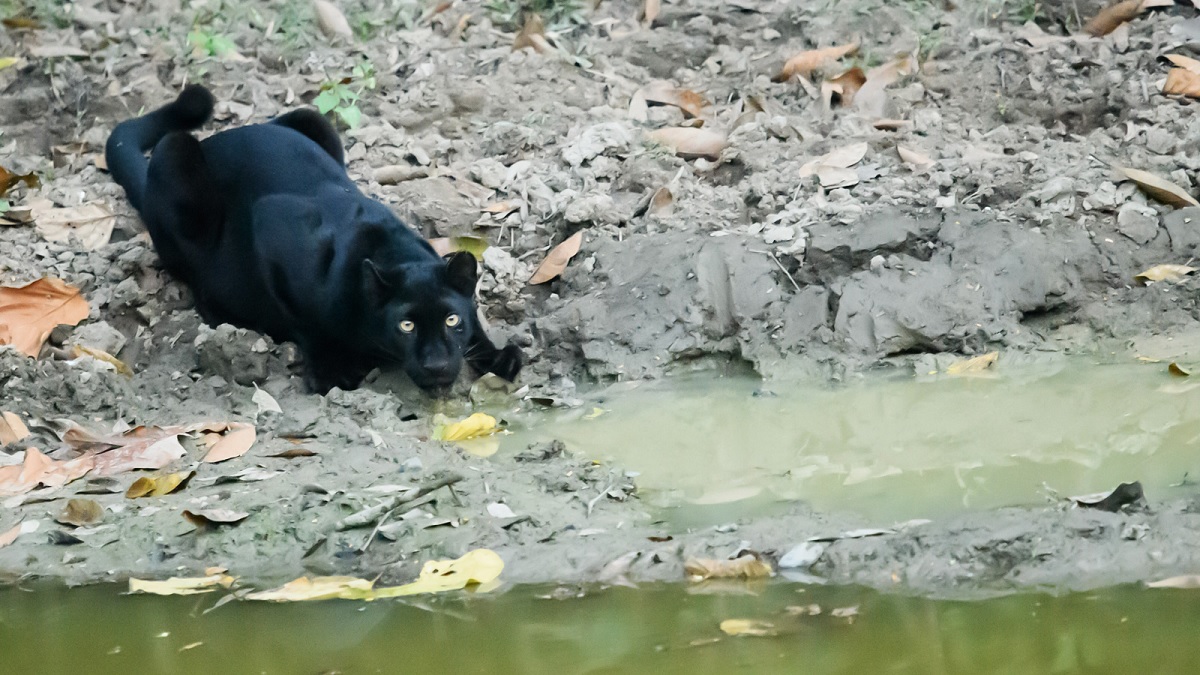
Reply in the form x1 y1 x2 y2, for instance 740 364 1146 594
489 343 523 382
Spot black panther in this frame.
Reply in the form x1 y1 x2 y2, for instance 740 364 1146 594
105 85 521 394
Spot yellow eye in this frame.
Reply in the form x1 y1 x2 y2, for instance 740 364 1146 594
445 314 461 327
399 320 415 333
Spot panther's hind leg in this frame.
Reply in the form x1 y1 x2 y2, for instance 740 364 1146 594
271 109 345 166
143 131 224 249
141 131 224 282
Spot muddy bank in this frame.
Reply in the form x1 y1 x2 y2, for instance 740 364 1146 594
2 0 1200 598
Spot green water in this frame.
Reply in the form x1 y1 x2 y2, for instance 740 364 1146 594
504 362 1200 522
3 583 1200 674
8 362 1200 673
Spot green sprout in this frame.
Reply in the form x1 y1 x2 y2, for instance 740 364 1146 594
313 60 376 130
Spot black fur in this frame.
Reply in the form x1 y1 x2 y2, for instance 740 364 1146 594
105 85 522 394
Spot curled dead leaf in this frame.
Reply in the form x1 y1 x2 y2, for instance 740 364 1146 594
855 53 918 119
1169 362 1191 377
945 351 999 375
71 345 132 376
897 145 934 169
528 231 584 285
513 14 553 54
1165 54 1200 75
799 142 869 177
183 508 250 527
637 81 709 119
55 498 104 527
202 424 256 463
1084 0 1144 37
1163 68 1200 99
646 127 728 160
1115 166 1200 208
826 67 866 106
0 277 90 358
1135 264 1196 284
0 411 30 445
684 555 774 581
433 412 499 441
125 470 193 499
719 619 777 637
0 447 94 496
313 0 353 40
129 573 236 596
0 164 39 197
774 42 859 82
639 0 660 27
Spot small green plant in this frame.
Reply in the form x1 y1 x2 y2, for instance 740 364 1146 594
314 60 377 130
0 199 10 214
187 29 237 59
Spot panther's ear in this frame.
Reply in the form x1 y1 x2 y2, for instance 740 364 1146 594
443 251 478 296
362 259 395 304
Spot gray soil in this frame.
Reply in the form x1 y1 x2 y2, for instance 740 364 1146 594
3 0 1200 599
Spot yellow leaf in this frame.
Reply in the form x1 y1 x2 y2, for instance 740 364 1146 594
528 231 584 285
1135 264 1196 284
0 57 19 71
774 42 860 82
129 573 235 596
125 470 193 499
369 549 505 598
1115 166 1200 208
71 345 132 376
246 575 374 601
719 619 777 636
427 236 489 260
945 351 999 375
433 412 499 441
684 555 774 581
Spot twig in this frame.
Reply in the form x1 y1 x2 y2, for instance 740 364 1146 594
750 249 802 292
360 508 394 553
335 473 464 531
587 482 613 518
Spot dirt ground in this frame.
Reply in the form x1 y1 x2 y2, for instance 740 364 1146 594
3 0 1200 598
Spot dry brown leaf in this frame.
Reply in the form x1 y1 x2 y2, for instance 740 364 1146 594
774 42 859 82
1149 572 1200 587
638 81 710 119
897 145 934 169
267 447 318 459
855 53 918 118
1170 362 1192 377
646 127 728 160
873 118 913 131
1163 68 1200 98
1084 0 1144 37
529 231 584 285
63 423 200 477
1165 54 1200 74
55 498 104 526
799 142 869 178
0 411 30 445
27 45 88 58
0 277 89 358
826 67 866 106
32 200 115 250
1135 264 1196 284
183 508 250 527
945 351 999 375
719 619 777 637
0 447 94 495
125 470 193 499
649 187 673 215
1116 166 1200 208
513 14 553 54
0 522 21 548
0 164 39 197
313 0 353 39
684 555 773 581
640 0 660 27
816 166 859 189
202 424 256 463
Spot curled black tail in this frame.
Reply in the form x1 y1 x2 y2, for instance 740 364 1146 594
105 85 215 212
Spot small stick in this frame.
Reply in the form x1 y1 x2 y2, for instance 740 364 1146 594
335 473 464 531
751 249 802 292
